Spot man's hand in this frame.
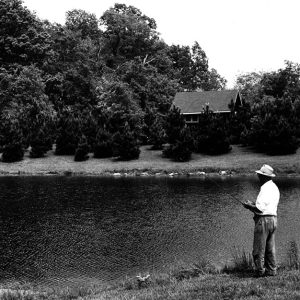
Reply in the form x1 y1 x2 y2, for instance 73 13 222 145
242 200 262 214
243 200 255 209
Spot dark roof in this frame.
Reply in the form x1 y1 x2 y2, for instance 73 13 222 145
173 90 240 114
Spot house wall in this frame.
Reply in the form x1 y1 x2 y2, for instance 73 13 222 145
184 112 230 124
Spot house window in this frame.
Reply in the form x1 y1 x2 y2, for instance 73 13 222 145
191 115 198 123
185 115 198 123
185 115 192 122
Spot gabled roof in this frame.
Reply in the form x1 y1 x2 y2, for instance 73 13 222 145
173 90 241 114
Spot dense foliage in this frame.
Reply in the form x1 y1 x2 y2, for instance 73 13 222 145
235 61 300 154
193 106 231 155
0 0 228 162
241 97 299 154
163 107 193 162
1 0 300 163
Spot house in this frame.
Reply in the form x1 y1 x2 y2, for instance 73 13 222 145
172 90 242 124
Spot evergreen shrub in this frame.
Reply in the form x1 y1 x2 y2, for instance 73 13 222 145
74 136 89 161
241 97 299 155
193 109 231 155
112 123 140 160
2 143 24 162
30 134 53 158
93 128 113 158
163 127 193 162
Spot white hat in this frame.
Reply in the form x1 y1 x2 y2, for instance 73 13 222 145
255 164 276 177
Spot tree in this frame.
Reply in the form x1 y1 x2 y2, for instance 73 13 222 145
167 42 226 91
242 97 299 154
235 62 300 104
167 44 194 89
164 106 186 144
93 127 113 158
163 106 193 161
193 105 231 155
0 0 51 68
43 23 99 109
96 80 143 138
148 116 166 150
112 122 140 160
203 68 227 91
117 58 179 114
190 41 209 90
96 80 143 160
260 61 300 101
228 101 251 144
55 107 81 155
0 69 26 162
0 65 56 160
163 126 193 162
0 109 25 162
234 72 263 103
29 130 53 158
100 3 158 66
65 9 100 39
74 135 89 161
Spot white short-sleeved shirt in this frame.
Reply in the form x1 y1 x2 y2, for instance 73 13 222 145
255 180 280 216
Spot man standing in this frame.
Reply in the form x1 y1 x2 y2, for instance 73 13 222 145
243 164 280 277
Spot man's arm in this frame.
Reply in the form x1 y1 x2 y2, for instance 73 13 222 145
243 200 263 214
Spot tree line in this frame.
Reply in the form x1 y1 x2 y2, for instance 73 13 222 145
0 0 226 162
0 0 299 163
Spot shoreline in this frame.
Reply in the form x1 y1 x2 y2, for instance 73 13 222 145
1 170 300 177
1 145 300 177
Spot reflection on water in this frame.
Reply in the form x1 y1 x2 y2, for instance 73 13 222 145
0 176 299 286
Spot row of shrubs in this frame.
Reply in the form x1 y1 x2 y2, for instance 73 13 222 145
164 96 300 161
0 105 231 163
1 96 300 163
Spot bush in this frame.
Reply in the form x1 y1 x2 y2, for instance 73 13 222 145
30 143 52 158
29 133 53 158
228 102 252 144
163 127 193 162
55 135 78 155
149 117 166 150
193 110 231 155
55 107 80 155
165 106 186 144
242 97 299 155
112 122 140 160
93 128 113 158
74 136 89 161
2 143 24 162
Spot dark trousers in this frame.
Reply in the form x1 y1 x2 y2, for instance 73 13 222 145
252 215 277 276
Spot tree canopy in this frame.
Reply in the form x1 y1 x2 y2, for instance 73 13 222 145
3 1 299 161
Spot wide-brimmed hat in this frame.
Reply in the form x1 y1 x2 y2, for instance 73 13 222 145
255 164 276 177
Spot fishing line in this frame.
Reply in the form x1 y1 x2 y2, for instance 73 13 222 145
205 176 245 205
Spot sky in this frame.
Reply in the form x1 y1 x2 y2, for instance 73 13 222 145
22 0 300 88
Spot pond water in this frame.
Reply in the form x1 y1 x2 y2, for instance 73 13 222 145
0 176 299 287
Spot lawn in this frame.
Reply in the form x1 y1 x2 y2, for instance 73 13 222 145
0 145 300 176
1 267 300 300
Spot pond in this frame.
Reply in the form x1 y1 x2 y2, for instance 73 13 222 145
0 176 299 287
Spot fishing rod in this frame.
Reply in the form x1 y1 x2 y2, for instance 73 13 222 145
206 176 263 214
205 175 245 204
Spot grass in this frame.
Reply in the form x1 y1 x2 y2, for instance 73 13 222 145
1 145 300 176
1 243 300 300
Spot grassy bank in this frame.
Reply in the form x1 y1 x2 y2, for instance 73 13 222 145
1 242 299 299
1 256 300 300
1 145 300 176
